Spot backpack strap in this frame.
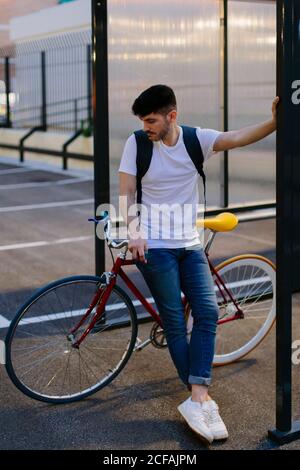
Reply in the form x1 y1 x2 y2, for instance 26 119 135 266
181 125 206 215
134 130 153 214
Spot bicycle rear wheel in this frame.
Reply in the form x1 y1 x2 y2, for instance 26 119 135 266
5 276 138 404
185 255 276 366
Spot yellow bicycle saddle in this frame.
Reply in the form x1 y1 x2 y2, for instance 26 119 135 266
196 212 238 232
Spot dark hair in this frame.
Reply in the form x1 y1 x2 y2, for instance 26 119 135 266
132 84 177 117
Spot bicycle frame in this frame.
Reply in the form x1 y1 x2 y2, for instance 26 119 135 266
70 246 244 349
206 254 244 324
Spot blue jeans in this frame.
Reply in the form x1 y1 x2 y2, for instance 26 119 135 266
136 246 219 389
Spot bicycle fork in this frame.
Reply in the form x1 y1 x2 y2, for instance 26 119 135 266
67 272 116 349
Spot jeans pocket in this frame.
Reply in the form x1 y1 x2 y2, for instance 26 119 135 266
137 249 172 274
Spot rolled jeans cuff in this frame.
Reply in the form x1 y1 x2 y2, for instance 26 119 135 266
188 375 211 387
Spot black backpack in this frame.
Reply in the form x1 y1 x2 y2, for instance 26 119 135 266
134 125 206 216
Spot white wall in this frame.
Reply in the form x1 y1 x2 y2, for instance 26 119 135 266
10 0 91 43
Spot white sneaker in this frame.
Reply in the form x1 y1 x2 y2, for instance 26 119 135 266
202 400 229 440
177 397 214 444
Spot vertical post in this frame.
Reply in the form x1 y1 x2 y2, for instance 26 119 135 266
41 51 47 131
74 98 78 132
87 44 92 126
63 155 68 171
219 0 229 208
268 0 300 445
275 0 292 433
91 0 110 276
5 57 11 128
223 0 228 208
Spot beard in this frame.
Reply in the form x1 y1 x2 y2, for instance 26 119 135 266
147 120 170 141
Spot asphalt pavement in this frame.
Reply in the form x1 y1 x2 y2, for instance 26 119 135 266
0 154 300 450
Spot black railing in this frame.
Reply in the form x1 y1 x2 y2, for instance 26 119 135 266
0 37 93 169
11 96 92 132
0 42 92 133
0 133 93 171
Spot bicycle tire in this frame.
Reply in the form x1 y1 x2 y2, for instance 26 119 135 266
185 254 276 366
5 276 138 404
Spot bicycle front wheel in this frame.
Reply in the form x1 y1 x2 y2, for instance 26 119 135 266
5 276 138 404
185 255 276 366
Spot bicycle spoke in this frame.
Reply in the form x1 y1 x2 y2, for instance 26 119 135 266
13 337 62 357
61 346 73 397
34 353 65 391
44 293 69 337
76 347 101 384
53 290 73 336
18 348 62 379
78 349 93 390
238 270 270 305
240 286 272 311
78 349 82 393
7 279 137 402
210 257 275 362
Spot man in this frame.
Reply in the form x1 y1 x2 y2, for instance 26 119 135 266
119 84 278 444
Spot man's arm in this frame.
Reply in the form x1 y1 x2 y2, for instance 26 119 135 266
213 96 279 152
119 171 148 263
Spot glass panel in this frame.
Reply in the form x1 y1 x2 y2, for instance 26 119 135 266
0 59 7 125
228 0 276 205
107 0 221 209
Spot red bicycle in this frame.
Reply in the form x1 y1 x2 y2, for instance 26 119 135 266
5 211 276 404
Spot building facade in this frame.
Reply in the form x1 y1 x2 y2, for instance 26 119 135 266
0 1 58 50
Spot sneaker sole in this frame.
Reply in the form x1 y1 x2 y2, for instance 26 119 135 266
211 432 229 440
177 405 213 445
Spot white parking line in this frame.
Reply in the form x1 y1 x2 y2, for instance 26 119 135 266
0 297 156 330
0 156 93 179
0 168 34 175
0 278 271 330
0 340 5 364
0 315 10 328
0 235 93 252
0 198 94 213
0 177 92 190
17 299 155 326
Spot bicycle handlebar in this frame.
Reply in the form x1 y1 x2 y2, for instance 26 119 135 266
88 213 129 250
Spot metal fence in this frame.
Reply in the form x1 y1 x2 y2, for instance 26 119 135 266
0 31 93 169
0 32 92 133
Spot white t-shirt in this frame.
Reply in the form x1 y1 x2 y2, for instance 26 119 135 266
119 125 221 248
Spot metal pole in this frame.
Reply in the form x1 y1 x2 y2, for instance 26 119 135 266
275 0 292 432
91 0 110 276
41 51 47 131
5 57 11 128
87 44 92 125
74 98 78 132
222 0 229 208
268 0 300 445
219 0 229 208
